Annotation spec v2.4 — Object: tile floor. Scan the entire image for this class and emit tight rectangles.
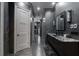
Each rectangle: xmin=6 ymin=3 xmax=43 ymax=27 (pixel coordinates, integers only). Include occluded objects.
xmin=15 ymin=48 xmax=32 ymax=56
xmin=13 ymin=35 xmax=45 ymax=56
xmin=32 ymin=35 xmax=45 ymax=56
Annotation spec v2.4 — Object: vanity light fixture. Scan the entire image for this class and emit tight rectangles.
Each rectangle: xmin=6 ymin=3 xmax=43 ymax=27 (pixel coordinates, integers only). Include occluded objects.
xmin=66 ymin=10 xmax=72 ymax=23
xmin=43 ymin=18 xmax=46 ymax=22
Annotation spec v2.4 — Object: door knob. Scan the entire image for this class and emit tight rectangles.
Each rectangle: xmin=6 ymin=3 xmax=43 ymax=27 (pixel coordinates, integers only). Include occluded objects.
xmin=17 ymin=34 xmax=20 ymax=36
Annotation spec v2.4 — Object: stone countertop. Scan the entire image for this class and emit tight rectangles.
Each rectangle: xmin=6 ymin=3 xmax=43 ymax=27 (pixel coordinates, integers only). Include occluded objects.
xmin=48 ymin=33 xmax=79 ymax=42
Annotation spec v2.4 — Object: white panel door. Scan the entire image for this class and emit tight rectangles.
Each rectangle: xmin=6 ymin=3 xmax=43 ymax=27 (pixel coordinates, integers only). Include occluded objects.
xmin=14 ymin=5 xmax=30 ymax=53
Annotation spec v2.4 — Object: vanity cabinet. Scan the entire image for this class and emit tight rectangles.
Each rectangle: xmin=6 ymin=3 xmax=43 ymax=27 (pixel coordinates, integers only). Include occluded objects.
xmin=64 ymin=42 xmax=79 ymax=56
xmin=45 ymin=33 xmax=79 ymax=56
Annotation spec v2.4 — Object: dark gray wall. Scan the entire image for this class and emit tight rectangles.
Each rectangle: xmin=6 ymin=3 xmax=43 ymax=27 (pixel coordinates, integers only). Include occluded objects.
xmin=42 ymin=10 xmax=55 ymax=45
xmin=55 ymin=2 xmax=79 ymax=39
xmin=45 ymin=11 xmax=54 ymax=33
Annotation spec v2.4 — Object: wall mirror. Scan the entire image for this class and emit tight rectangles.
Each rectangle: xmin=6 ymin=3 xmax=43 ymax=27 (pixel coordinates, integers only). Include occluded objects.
xmin=56 ymin=11 xmax=66 ymax=31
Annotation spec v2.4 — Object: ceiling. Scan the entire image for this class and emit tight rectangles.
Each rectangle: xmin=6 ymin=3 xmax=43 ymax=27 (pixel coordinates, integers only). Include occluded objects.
xmin=31 ymin=2 xmax=54 ymax=17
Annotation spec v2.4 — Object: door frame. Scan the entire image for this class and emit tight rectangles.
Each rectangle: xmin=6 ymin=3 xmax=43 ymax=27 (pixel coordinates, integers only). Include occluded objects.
xmin=0 ymin=2 xmax=4 ymax=56
xmin=14 ymin=4 xmax=17 ymax=54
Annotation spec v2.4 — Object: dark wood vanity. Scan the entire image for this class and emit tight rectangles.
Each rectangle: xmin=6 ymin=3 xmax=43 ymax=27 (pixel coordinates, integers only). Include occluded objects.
xmin=45 ymin=33 xmax=79 ymax=56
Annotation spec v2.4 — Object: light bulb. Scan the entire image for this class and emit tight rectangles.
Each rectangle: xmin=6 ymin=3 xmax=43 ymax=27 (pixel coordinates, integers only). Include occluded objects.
xmin=19 ymin=2 xmax=24 ymax=6
xmin=37 ymin=7 xmax=40 ymax=11
xmin=52 ymin=2 xmax=55 ymax=5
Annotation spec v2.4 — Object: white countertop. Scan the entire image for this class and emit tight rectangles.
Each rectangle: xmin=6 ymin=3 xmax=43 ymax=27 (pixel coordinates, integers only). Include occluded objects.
xmin=48 ymin=33 xmax=79 ymax=42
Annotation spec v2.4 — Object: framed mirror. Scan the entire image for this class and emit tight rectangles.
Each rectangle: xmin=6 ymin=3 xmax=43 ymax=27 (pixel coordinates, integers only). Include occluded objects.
xmin=56 ymin=11 xmax=66 ymax=31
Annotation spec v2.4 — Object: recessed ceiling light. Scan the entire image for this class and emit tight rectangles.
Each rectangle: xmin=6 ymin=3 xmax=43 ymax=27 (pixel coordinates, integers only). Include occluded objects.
xmin=58 ymin=2 xmax=65 ymax=6
xmin=37 ymin=7 xmax=40 ymax=11
xmin=52 ymin=2 xmax=55 ymax=5
xmin=19 ymin=2 xmax=24 ymax=6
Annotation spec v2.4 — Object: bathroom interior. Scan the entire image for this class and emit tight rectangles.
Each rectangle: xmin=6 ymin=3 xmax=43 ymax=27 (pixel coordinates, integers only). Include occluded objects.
xmin=0 ymin=2 xmax=79 ymax=56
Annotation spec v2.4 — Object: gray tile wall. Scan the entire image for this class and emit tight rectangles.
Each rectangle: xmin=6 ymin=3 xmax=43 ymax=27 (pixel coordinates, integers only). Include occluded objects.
xmin=42 ymin=10 xmax=55 ymax=45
